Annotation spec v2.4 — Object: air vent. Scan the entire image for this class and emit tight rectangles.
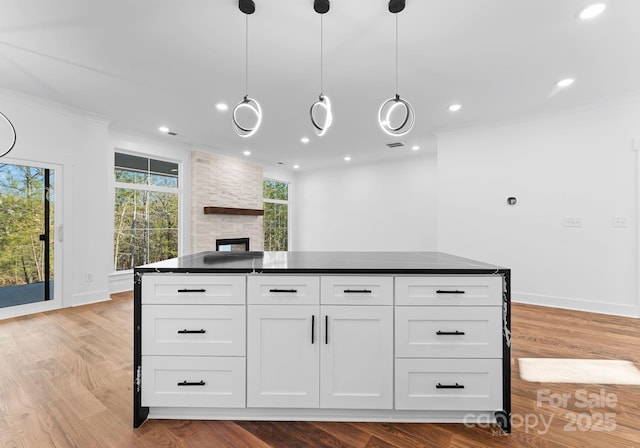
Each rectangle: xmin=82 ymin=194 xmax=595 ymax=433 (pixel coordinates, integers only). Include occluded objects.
xmin=385 ymin=142 xmax=405 ymax=148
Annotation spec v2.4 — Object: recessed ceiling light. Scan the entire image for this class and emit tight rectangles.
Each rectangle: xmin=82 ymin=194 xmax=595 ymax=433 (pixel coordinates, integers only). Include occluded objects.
xmin=579 ymin=3 xmax=606 ymax=20
xmin=158 ymin=126 xmax=170 ymax=133
xmin=412 ymin=145 xmax=420 ymax=151
xmin=293 ymin=165 xmax=300 ymax=169
xmin=344 ymin=156 xmax=351 ymax=162
xmin=557 ymin=78 xmax=575 ymax=88
xmin=215 ymin=103 xmax=229 ymax=111
xmin=448 ymin=104 xmax=462 ymax=112
xmin=243 ymin=150 xmax=251 ymax=156
xmin=301 ymin=137 xmax=310 ymax=144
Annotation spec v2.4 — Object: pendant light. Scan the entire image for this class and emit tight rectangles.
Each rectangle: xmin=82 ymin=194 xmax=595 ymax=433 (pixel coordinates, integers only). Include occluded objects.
xmin=378 ymin=0 xmax=415 ymax=137
xmin=0 ymin=111 xmax=17 ymax=158
xmin=233 ymin=0 xmax=262 ymax=138
xmin=309 ymin=0 xmax=333 ymax=137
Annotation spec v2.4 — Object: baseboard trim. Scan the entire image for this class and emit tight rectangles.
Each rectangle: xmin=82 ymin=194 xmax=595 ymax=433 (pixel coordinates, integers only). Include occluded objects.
xmin=514 ymin=291 xmax=640 ymax=318
xmin=108 ymin=271 xmax=133 ymax=293
xmin=70 ymin=289 xmax=111 ymax=307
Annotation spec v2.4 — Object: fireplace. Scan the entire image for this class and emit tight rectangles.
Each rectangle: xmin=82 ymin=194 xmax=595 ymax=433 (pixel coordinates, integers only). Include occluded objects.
xmin=216 ymin=237 xmax=250 ymax=252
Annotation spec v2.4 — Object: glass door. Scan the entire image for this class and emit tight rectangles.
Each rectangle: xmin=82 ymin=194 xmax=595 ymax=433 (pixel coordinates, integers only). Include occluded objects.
xmin=0 ymin=163 xmax=54 ymax=308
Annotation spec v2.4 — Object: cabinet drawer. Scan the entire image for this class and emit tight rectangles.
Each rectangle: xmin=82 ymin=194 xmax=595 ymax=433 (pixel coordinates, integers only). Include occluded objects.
xmin=395 ymin=358 xmax=502 ymax=411
xmin=142 ymin=305 xmax=245 ymax=356
xmin=395 ymin=307 xmax=502 ymax=358
xmin=142 ymin=274 xmax=245 ymax=305
xmin=321 ymin=276 xmax=393 ymax=305
xmin=395 ymin=276 xmax=502 ymax=306
xmin=142 ymin=356 xmax=245 ymax=408
xmin=248 ymin=276 xmax=319 ymax=305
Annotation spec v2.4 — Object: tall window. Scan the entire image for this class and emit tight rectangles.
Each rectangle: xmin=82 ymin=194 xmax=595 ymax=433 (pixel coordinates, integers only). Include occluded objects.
xmin=114 ymin=153 xmax=179 ymax=271
xmin=263 ymin=179 xmax=289 ymax=251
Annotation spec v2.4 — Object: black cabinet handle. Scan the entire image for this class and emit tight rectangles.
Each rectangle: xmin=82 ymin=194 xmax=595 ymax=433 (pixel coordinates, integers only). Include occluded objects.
xmin=325 ymin=315 xmax=328 ymax=344
xmin=436 ymin=290 xmax=465 ymax=294
xmin=436 ymin=331 xmax=465 ymax=336
xmin=269 ymin=288 xmax=298 ymax=293
xmin=436 ymin=383 xmax=465 ymax=389
xmin=177 ymin=380 xmax=205 ymax=386
xmin=177 ymin=288 xmax=206 ymax=293
xmin=343 ymin=289 xmax=372 ymax=294
xmin=311 ymin=315 xmax=315 ymax=344
xmin=177 ymin=329 xmax=206 ymax=334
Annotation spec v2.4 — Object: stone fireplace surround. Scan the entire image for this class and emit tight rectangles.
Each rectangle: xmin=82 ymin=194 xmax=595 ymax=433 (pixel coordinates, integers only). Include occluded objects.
xmin=191 ymin=151 xmax=264 ymax=253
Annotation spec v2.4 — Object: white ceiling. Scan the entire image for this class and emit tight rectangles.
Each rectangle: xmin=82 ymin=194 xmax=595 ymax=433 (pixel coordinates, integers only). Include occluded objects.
xmin=1 ymin=0 xmax=639 ymax=170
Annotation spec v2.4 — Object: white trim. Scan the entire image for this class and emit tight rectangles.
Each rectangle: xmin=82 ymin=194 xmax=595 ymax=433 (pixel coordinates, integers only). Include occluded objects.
xmin=69 ymin=289 xmax=111 ymax=307
xmin=514 ymin=291 xmax=640 ymax=318
xmin=108 ymin=270 xmax=134 ymax=293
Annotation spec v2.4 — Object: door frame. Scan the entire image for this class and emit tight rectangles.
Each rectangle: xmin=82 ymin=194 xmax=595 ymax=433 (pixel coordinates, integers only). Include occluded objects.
xmin=0 ymin=157 xmax=63 ymax=320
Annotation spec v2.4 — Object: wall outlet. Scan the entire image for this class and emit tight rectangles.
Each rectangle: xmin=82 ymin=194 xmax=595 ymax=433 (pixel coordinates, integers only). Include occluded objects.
xmin=84 ymin=272 xmax=94 ymax=282
xmin=612 ymin=217 xmax=629 ymax=228
xmin=563 ymin=217 xmax=582 ymax=227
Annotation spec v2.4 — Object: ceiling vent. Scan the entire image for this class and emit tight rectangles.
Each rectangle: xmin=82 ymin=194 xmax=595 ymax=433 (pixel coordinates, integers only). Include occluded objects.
xmin=385 ymin=142 xmax=405 ymax=149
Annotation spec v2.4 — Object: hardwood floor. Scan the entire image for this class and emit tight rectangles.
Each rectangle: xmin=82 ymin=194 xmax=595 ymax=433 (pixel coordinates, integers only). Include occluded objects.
xmin=1 ymin=292 xmax=639 ymax=447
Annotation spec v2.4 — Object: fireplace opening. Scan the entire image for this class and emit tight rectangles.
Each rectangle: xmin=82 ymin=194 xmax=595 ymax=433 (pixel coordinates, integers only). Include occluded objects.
xmin=216 ymin=237 xmax=250 ymax=252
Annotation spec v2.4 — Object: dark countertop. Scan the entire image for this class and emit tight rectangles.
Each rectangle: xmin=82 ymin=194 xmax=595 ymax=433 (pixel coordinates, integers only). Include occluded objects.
xmin=134 ymin=251 xmax=508 ymax=275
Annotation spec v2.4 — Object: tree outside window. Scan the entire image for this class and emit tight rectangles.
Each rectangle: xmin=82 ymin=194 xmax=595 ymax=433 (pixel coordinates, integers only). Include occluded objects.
xmin=114 ymin=153 xmax=179 ymax=270
xmin=263 ymin=179 xmax=288 ymax=251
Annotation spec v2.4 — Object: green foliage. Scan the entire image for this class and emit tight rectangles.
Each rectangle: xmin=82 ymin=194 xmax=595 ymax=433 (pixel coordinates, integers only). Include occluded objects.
xmin=0 ymin=164 xmax=54 ymax=287
xmin=263 ymin=180 xmax=288 ymax=251
xmin=264 ymin=179 xmax=288 ymax=201
xmin=113 ymin=188 xmax=178 ymax=270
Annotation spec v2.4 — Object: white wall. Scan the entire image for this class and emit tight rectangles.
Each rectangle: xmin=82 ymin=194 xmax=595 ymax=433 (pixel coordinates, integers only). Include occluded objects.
xmin=293 ymin=153 xmax=438 ymax=251
xmin=437 ymin=97 xmax=640 ymax=317
xmin=0 ymin=90 xmax=111 ymax=317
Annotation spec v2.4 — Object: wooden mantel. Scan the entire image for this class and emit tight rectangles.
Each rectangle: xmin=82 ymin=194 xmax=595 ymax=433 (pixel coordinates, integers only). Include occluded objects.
xmin=203 ymin=206 xmax=264 ymax=216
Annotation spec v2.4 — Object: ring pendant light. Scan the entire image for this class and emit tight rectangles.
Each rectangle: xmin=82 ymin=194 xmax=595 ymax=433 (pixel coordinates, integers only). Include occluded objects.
xmin=310 ymin=1 xmax=333 ymax=137
xmin=233 ymin=1 xmax=262 ymax=138
xmin=378 ymin=1 xmax=415 ymax=137
xmin=0 ymin=111 xmax=17 ymax=158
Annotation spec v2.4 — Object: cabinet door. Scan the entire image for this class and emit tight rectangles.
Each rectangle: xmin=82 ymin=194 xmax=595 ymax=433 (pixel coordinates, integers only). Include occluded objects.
xmin=247 ymin=305 xmax=319 ymax=408
xmin=320 ymin=306 xmax=393 ymax=409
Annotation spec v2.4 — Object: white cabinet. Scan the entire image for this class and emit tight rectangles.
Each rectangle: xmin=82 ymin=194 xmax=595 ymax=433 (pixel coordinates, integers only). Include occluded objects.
xmin=394 ymin=276 xmax=504 ymax=412
xmin=141 ymin=274 xmax=247 ymax=409
xmin=321 ymin=305 xmax=393 ymax=409
xmin=247 ymin=305 xmax=319 ymax=408
xmin=246 ymin=275 xmax=393 ymax=410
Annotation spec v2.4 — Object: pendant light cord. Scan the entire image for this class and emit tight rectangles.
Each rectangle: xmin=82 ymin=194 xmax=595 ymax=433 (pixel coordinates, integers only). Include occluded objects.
xmin=395 ymin=13 xmax=399 ymax=95
xmin=320 ymin=14 xmax=324 ymax=96
xmin=245 ymin=14 xmax=249 ymax=97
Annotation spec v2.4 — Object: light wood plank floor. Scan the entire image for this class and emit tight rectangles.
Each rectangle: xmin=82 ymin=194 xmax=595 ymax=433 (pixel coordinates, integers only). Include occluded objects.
xmin=1 ymin=292 xmax=639 ymax=447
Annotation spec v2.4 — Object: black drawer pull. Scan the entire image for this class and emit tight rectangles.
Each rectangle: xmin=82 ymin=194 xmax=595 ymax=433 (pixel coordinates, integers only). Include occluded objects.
xmin=269 ymin=288 xmax=298 ymax=293
xmin=177 ymin=380 xmax=205 ymax=386
xmin=436 ymin=290 xmax=465 ymax=294
xmin=325 ymin=315 xmax=329 ymax=344
xmin=177 ymin=288 xmax=206 ymax=293
xmin=436 ymin=331 xmax=465 ymax=336
xmin=343 ymin=289 xmax=372 ymax=294
xmin=177 ymin=329 xmax=206 ymax=334
xmin=436 ymin=382 xmax=465 ymax=389
xmin=311 ymin=315 xmax=315 ymax=344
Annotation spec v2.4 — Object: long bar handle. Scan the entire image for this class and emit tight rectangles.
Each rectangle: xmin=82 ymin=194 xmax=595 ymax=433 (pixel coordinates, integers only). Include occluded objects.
xmin=436 ymin=290 xmax=466 ymax=294
xmin=177 ymin=288 xmax=206 ymax=293
xmin=325 ymin=315 xmax=328 ymax=344
xmin=269 ymin=288 xmax=298 ymax=293
xmin=177 ymin=329 xmax=206 ymax=334
xmin=177 ymin=380 xmax=206 ymax=386
xmin=436 ymin=331 xmax=465 ymax=336
xmin=436 ymin=383 xmax=465 ymax=389
xmin=343 ymin=289 xmax=372 ymax=294
xmin=311 ymin=315 xmax=315 ymax=344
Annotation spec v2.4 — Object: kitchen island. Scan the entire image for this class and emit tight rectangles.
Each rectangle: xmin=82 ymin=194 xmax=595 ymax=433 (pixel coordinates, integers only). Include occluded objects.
xmin=133 ymin=251 xmax=511 ymax=432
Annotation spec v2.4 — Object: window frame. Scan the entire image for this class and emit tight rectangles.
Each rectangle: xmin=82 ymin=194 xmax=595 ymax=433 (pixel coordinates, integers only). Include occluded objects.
xmin=263 ymin=178 xmax=291 ymax=251
xmin=113 ymin=150 xmax=182 ymax=272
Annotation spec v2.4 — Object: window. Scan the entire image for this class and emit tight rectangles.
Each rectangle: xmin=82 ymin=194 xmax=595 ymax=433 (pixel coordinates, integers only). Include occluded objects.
xmin=114 ymin=152 xmax=179 ymax=271
xmin=263 ymin=179 xmax=289 ymax=251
